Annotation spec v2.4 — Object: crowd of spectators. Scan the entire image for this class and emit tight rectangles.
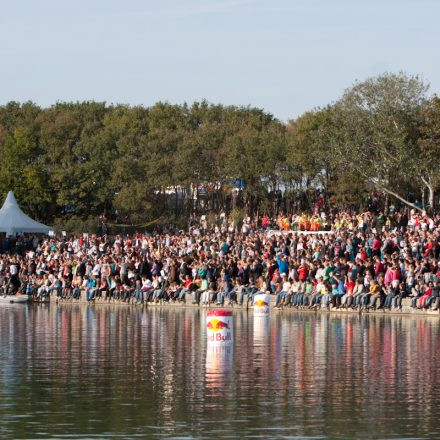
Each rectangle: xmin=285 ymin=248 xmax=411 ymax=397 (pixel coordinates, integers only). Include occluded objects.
xmin=0 ymin=209 xmax=439 ymax=312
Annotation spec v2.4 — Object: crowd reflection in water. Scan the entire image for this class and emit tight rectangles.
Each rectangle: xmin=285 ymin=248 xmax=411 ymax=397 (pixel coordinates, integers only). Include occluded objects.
xmin=1 ymin=306 xmax=440 ymax=437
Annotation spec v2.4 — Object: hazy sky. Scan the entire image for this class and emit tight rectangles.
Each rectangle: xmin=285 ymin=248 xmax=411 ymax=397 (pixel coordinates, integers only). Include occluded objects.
xmin=1 ymin=0 xmax=439 ymax=121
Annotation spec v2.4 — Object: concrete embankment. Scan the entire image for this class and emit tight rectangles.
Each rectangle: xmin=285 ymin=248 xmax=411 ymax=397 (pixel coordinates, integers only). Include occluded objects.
xmin=49 ymin=291 xmax=440 ymax=317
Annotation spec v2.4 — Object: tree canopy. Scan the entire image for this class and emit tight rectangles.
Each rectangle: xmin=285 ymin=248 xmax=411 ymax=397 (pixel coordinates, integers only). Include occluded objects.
xmin=0 ymin=72 xmax=439 ymax=231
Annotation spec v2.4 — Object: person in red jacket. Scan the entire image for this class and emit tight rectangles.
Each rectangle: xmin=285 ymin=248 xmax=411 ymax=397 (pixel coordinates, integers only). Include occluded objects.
xmin=374 ymin=256 xmax=385 ymax=276
xmin=424 ymin=239 xmax=434 ymax=257
xmin=298 ymin=260 xmax=308 ymax=282
xmin=417 ymin=283 xmax=432 ymax=309
xmin=341 ymin=276 xmax=356 ymax=308
xmin=372 ymin=235 xmax=382 ymax=257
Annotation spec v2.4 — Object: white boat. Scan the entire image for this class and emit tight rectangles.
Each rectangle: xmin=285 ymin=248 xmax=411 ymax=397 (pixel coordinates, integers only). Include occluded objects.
xmin=0 ymin=295 xmax=30 ymax=304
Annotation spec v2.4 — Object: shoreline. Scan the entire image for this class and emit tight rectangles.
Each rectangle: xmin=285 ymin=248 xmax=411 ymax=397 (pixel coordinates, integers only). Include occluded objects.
xmin=47 ymin=291 xmax=440 ymax=317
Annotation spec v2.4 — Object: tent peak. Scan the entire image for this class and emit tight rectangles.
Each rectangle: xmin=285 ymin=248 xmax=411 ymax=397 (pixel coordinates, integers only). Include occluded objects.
xmin=0 ymin=190 xmax=51 ymax=236
xmin=4 ymin=191 xmax=18 ymax=206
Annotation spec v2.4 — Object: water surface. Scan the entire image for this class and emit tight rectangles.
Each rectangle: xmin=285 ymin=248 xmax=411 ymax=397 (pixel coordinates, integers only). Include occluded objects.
xmin=1 ymin=305 xmax=439 ymax=439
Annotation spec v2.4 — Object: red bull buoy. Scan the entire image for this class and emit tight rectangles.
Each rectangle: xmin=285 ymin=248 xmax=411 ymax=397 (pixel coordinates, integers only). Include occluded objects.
xmin=253 ymin=292 xmax=270 ymax=315
xmin=206 ymin=309 xmax=233 ymax=345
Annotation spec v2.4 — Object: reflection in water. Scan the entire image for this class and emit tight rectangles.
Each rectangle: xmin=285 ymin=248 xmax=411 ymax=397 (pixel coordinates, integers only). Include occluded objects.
xmin=1 ymin=305 xmax=440 ymax=438
xmin=205 ymin=345 xmax=233 ymax=394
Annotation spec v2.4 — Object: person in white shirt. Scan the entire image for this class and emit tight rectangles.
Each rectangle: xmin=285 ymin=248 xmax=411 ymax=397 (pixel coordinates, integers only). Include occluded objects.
xmin=9 ymin=263 xmax=18 ymax=276
xmin=275 ymin=273 xmax=291 ymax=307
xmin=92 ymin=262 xmax=101 ymax=277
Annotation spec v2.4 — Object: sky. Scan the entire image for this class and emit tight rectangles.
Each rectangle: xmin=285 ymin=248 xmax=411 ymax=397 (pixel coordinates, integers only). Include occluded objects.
xmin=1 ymin=0 xmax=439 ymax=121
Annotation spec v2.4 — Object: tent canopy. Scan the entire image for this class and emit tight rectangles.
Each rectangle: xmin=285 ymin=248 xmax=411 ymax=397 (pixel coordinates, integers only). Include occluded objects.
xmin=0 ymin=191 xmax=51 ymax=236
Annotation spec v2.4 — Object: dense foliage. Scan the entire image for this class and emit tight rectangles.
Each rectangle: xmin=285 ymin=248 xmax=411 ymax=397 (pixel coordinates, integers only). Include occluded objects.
xmin=0 ymin=72 xmax=439 ymax=230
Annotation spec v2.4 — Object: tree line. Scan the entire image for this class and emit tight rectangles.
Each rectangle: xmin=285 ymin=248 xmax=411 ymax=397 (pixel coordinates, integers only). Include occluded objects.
xmin=0 ymin=72 xmax=439 ymax=231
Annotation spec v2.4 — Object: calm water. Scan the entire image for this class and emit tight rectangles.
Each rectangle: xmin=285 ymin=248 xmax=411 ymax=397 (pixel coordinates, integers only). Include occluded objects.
xmin=1 ymin=305 xmax=440 ymax=439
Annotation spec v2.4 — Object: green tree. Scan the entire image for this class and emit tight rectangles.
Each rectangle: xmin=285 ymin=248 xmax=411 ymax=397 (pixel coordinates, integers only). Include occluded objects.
xmin=417 ymin=96 xmax=440 ymax=209
xmin=0 ymin=125 xmax=51 ymax=218
xmin=107 ymin=105 xmax=155 ymax=222
xmin=39 ymin=102 xmax=113 ymax=217
xmin=332 ymin=72 xmax=428 ymax=211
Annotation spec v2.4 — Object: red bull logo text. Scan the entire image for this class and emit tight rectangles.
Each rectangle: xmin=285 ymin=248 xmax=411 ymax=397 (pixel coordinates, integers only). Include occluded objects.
xmin=207 ymin=331 xmax=232 ymax=342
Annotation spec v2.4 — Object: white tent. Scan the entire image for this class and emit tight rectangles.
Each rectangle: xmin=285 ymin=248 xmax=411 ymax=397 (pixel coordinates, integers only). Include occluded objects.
xmin=0 ymin=191 xmax=51 ymax=236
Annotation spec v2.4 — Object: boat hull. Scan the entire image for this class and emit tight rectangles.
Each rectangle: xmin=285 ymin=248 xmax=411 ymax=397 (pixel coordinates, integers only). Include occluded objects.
xmin=0 ymin=295 xmax=30 ymax=304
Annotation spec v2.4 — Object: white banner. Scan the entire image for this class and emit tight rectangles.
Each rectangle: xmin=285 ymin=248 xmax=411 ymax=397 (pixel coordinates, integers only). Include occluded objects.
xmin=266 ymin=229 xmax=334 ymax=237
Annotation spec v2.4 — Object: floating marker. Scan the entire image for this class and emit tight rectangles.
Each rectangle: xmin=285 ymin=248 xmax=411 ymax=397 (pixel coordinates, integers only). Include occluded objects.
xmin=206 ymin=309 xmax=233 ymax=345
xmin=253 ymin=292 xmax=271 ymax=315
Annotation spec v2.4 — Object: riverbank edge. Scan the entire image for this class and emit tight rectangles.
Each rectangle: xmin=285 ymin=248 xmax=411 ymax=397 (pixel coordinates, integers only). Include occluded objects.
xmin=48 ymin=291 xmax=440 ymax=317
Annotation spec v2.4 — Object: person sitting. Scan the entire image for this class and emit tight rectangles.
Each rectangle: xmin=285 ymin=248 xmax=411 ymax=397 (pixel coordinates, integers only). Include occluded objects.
xmin=319 ymin=284 xmax=331 ymax=309
xmin=115 ymin=279 xmax=124 ymax=301
xmin=425 ymin=280 xmax=439 ymax=310
xmin=289 ymin=279 xmax=300 ymax=307
xmin=62 ymin=276 xmax=72 ymax=299
xmin=72 ymin=275 xmax=82 ymax=300
xmin=246 ymin=277 xmax=264 ymax=306
xmin=392 ymin=282 xmax=407 ymax=310
xmin=235 ymin=279 xmax=247 ymax=306
xmin=122 ymin=279 xmax=135 ymax=302
xmin=216 ymin=278 xmax=231 ymax=306
xmin=355 ymin=279 xmax=369 ymax=309
xmin=167 ymin=282 xmax=179 ymax=302
xmin=26 ymin=276 xmax=37 ymax=299
xmin=37 ymin=275 xmax=50 ymax=301
xmin=310 ymin=278 xmax=326 ymax=309
xmin=410 ymin=281 xmax=423 ymax=308
xmin=96 ymin=277 xmax=108 ymax=300
xmin=134 ymin=279 xmax=143 ymax=303
xmin=225 ymin=285 xmax=237 ymax=306
xmin=302 ymin=279 xmax=314 ymax=307
xmin=49 ymin=275 xmax=62 ymax=298
xmin=383 ymin=285 xmax=397 ymax=309
xmin=417 ymin=282 xmax=432 ymax=309
xmin=140 ymin=276 xmax=153 ymax=301
xmin=341 ymin=276 xmax=356 ymax=308
xmin=151 ymin=276 xmax=164 ymax=303
xmin=331 ymin=273 xmax=345 ymax=309
xmin=0 ymin=278 xmax=8 ymax=296
xmin=369 ymin=279 xmax=383 ymax=309
xmin=86 ymin=276 xmax=98 ymax=302
xmin=178 ymin=275 xmax=193 ymax=302
xmin=274 ymin=274 xmax=290 ymax=308
xmin=193 ymin=277 xmax=208 ymax=305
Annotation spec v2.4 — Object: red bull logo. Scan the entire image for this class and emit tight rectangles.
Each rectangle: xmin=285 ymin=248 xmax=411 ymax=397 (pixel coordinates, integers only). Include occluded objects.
xmin=254 ymin=293 xmax=270 ymax=315
xmin=254 ymin=299 xmax=269 ymax=308
xmin=207 ymin=319 xmax=229 ymax=332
